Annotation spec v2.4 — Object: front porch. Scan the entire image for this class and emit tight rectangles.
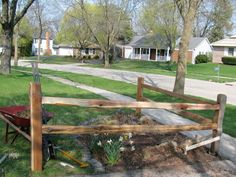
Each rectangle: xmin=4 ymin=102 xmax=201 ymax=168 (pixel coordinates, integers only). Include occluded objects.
xmin=131 ymin=47 xmax=171 ymax=61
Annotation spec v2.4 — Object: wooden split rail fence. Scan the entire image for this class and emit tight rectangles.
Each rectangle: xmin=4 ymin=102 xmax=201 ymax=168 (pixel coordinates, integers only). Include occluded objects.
xmin=29 ymin=77 xmax=226 ymax=171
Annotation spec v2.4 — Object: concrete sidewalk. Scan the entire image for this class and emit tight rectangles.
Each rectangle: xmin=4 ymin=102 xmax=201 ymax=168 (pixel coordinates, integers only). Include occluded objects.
xmin=45 ymin=75 xmax=236 ymax=164
xmin=18 ymin=60 xmax=236 ymax=105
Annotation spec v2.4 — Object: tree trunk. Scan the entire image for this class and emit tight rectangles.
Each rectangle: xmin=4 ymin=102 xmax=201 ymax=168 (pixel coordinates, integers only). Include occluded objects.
xmin=173 ymin=18 xmax=193 ymax=94
xmin=1 ymin=29 xmax=13 ymax=75
xmin=173 ymin=0 xmax=202 ymax=94
xmin=104 ymin=50 xmax=110 ymax=68
xmin=14 ymin=34 xmax=19 ymax=66
xmin=37 ymin=37 xmax=42 ymax=62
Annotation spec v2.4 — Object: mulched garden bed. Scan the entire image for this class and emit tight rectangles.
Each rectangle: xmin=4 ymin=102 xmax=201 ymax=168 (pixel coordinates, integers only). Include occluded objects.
xmin=78 ymin=111 xmax=223 ymax=173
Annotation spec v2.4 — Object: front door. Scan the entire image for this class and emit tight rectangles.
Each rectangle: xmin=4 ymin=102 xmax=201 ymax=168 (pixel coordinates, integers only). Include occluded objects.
xmin=150 ymin=49 xmax=156 ymax=60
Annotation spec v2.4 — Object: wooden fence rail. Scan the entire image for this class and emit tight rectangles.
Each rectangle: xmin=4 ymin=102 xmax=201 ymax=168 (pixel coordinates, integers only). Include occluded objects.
xmin=30 ymin=77 xmax=227 ymax=172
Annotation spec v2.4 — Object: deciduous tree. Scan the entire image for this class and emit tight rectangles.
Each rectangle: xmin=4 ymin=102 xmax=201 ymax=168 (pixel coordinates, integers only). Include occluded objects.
xmin=139 ymin=0 xmax=181 ymax=55
xmin=78 ymin=0 xmax=134 ymax=67
xmin=173 ymin=0 xmax=202 ymax=94
xmin=0 ymin=0 xmax=35 ymax=74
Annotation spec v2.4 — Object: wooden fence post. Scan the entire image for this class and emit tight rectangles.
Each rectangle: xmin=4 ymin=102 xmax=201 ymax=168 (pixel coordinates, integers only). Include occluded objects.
xmin=210 ymin=94 xmax=227 ymax=154
xmin=30 ymin=83 xmax=43 ymax=171
xmin=136 ymin=77 xmax=144 ymax=115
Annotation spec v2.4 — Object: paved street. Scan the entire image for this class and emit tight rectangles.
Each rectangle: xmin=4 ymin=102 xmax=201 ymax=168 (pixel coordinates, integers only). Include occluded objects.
xmin=18 ymin=61 xmax=236 ymax=105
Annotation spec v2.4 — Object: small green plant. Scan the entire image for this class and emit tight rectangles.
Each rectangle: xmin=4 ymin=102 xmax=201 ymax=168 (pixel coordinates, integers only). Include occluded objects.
xmin=89 ymin=133 xmax=135 ymax=166
xmin=103 ymin=139 xmax=122 ymax=166
xmin=195 ymin=54 xmax=209 ymax=64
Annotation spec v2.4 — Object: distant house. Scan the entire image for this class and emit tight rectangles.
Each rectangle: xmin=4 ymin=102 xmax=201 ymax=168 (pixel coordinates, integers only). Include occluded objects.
xmin=211 ymin=35 xmax=236 ymax=63
xmin=172 ymin=37 xmax=212 ymax=64
xmin=123 ymin=35 xmax=212 ymax=64
xmin=123 ymin=35 xmax=171 ymax=62
xmin=32 ymin=32 xmax=101 ymax=57
xmin=53 ymin=44 xmax=74 ymax=56
xmin=32 ymin=32 xmax=53 ymax=56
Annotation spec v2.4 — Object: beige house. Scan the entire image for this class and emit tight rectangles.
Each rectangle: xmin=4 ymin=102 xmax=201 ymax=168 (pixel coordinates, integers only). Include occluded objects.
xmin=211 ymin=35 xmax=236 ymax=63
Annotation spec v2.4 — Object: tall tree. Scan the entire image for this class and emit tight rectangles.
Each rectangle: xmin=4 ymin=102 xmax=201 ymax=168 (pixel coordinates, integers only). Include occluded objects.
xmin=78 ymin=0 xmax=134 ymax=67
xmin=0 ymin=0 xmax=35 ymax=75
xmin=139 ymin=0 xmax=181 ymax=54
xmin=173 ymin=0 xmax=202 ymax=94
xmin=13 ymin=16 xmax=33 ymax=65
xmin=193 ymin=0 xmax=233 ymax=42
xmin=56 ymin=4 xmax=92 ymax=59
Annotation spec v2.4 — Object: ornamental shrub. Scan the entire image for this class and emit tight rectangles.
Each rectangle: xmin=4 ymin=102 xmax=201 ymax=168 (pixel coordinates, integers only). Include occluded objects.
xmin=195 ymin=54 xmax=209 ymax=64
xmin=222 ymin=56 xmax=236 ymax=65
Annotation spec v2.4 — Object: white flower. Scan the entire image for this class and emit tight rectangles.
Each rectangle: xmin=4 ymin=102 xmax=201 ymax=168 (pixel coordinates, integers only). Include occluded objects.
xmin=129 ymin=140 xmax=134 ymax=145
xmin=120 ymin=147 xmax=125 ymax=152
xmin=119 ymin=136 xmax=123 ymax=142
xmin=131 ymin=146 xmax=135 ymax=151
xmin=94 ymin=134 xmax=98 ymax=136
xmin=107 ymin=139 xmax=113 ymax=144
xmin=97 ymin=141 xmax=102 ymax=147
xmin=9 ymin=153 xmax=19 ymax=159
xmin=128 ymin=133 xmax=132 ymax=139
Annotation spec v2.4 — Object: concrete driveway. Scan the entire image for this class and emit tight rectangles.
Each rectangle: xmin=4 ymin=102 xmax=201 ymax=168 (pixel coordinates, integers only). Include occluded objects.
xmin=18 ymin=61 xmax=236 ymax=105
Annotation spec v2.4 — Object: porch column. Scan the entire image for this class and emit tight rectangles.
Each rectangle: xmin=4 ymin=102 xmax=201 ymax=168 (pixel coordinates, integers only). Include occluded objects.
xmin=139 ymin=48 xmax=142 ymax=59
xmin=156 ymin=48 xmax=157 ymax=61
xmin=167 ymin=47 xmax=170 ymax=61
xmin=148 ymin=48 xmax=150 ymax=60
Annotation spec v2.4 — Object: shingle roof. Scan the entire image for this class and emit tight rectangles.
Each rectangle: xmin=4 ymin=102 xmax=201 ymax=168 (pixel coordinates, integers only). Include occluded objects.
xmin=211 ymin=36 xmax=236 ymax=47
xmin=127 ymin=34 xmax=169 ymax=49
xmin=175 ymin=37 xmax=206 ymax=50
xmin=188 ymin=37 xmax=206 ymax=50
xmin=127 ymin=35 xmax=207 ymax=50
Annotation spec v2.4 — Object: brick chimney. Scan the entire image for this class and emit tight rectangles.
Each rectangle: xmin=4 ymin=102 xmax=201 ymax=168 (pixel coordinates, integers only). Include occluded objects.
xmin=45 ymin=31 xmax=52 ymax=55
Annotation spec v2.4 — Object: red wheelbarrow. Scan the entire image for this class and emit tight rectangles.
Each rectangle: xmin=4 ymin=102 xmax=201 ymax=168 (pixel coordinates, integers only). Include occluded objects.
xmin=0 ymin=105 xmax=53 ymax=144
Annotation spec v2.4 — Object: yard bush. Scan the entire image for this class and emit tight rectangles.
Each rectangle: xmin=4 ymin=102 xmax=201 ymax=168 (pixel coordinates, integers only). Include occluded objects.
xmin=222 ymin=56 xmax=236 ymax=65
xmin=195 ymin=54 xmax=209 ymax=64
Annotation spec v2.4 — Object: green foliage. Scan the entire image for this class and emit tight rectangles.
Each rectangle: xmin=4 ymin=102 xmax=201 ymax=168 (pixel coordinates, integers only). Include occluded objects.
xmin=139 ymin=0 xmax=180 ymax=50
xmin=195 ymin=54 xmax=209 ymax=64
xmin=93 ymin=55 xmax=100 ymax=59
xmin=103 ymin=140 xmax=122 ymax=166
xmin=14 ymin=17 xmax=34 ymax=57
xmin=207 ymin=0 xmax=233 ymax=42
xmin=222 ymin=56 xmax=236 ymax=65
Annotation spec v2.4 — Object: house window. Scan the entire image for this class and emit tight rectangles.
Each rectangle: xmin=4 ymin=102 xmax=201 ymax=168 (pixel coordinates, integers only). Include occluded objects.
xmin=89 ymin=48 xmax=95 ymax=54
xmin=142 ymin=48 xmax=149 ymax=55
xmin=85 ymin=48 xmax=89 ymax=55
xmin=134 ymin=48 xmax=140 ymax=54
xmin=228 ymin=48 xmax=234 ymax=56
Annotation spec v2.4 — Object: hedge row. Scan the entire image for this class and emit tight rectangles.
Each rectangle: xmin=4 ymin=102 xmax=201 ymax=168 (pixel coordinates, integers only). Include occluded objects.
xmin=222 ymin=56 xmax=236 ymax=65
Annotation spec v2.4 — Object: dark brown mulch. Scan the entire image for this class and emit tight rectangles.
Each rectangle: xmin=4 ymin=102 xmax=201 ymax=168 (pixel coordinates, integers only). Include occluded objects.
xmin=78 ymin=112 xmax=220 ymax=173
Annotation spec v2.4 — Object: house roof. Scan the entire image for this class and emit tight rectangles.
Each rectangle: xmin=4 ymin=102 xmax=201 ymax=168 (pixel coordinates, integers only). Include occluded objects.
xmin=126 ymin=35 xmax=208 ymax=50
xmin=211 ymin=36 xmax=236 ymax=47
xmin=188 ymin=37 xmax=206 ymax=50
xmin=53 ymin=44 xmax=74 ymax=49
xmin=126 ymin=34 xmax=169 ymax=49
xmin=175 ymin=37 xmax=207 ymax=50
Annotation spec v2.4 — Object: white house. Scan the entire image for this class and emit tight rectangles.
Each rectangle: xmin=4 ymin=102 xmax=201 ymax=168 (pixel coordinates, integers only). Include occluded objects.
xmin=32 ymin=32 xmax=53 ymax=55
xmin=123 ymin=35 xmax=171 ymax=62
xmin=172 ymin=37 xmax=213 ymax=64
xmin=53 ymin=44 xmax=74 ymax=56
xmin=123 ymin=35 xmax=212 ymax=64
xmin=211 ymin=35 xmax=236 ymax=63
xmin=32 ymin=32 xmax=101 ymax=57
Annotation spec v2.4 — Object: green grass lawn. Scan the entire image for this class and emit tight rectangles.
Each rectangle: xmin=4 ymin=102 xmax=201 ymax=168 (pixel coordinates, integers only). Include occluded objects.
xmin=22 ymin=56 xmax=236 ymax=82
xmin=0 ymin=71 xmax=124 ymax=177
xmin=14 ymin=67 xmax=236 ymax=138
xmin=85 ymin=59 xmax=236 ymax=83
xmin=22 ymin=56 xmax=80 ymax=64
